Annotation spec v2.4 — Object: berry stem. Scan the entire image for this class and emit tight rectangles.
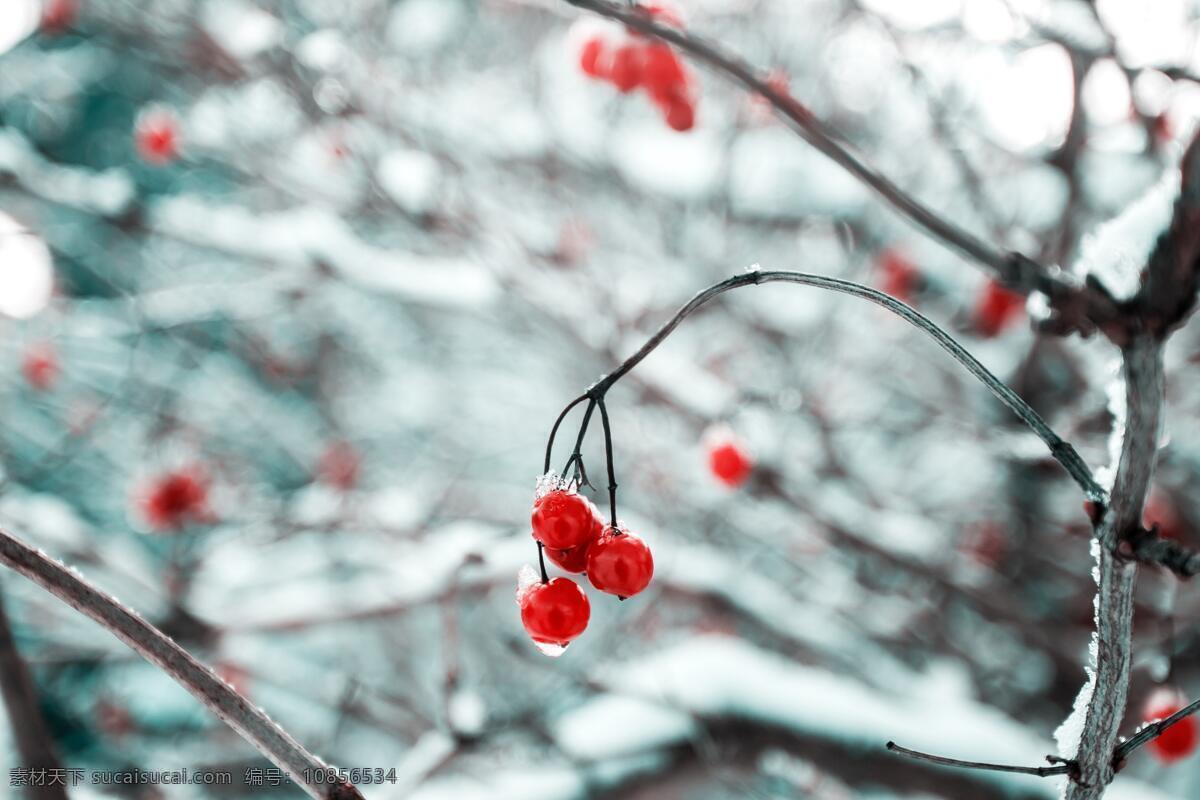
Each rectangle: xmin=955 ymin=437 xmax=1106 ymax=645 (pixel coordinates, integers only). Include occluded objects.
xmin=537 ymin=541 xmax=549 ymax=583
xmin=543 ymin=393 xmax=589 ymax=475
xmin=596 ymin=396 xmax=619 ymax=529
xmin=561 ymin=398 xmax=598 ymax=484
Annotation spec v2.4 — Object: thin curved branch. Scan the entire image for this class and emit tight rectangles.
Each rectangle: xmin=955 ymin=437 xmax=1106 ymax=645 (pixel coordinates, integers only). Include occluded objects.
xmin=886 ymin=741 xmax=1073 ymax=778
xmin=589 ymin=270 xmax=1105 ymax=501
xmin=562 ymin=0 xmax=1120 ymax=335
xmin=0 ymin=528 xmax=364 ymax=800
xmin=1114 ymin=696 xmax=1200 ymax=763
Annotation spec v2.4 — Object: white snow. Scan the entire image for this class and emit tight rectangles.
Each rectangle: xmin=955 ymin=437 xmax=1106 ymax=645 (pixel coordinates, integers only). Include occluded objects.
xmin=203 ymin=0 xmax=282 ymax=60
xmin=0 ymin=210 xmax=54 ymax=319
xmin=553 ymin=695 xmax=694 ymax=761
xmin=1076 ymin=168 xmax=1179 ymax=301
xmin=149 ymin=198 xmax=498 ymax=309
xmin=377 ymin=149 xmax=442 ymax=215
xmin=729 ymin=128 xmax=868 ymax=218
xmin=0 ymin=0 xmax=38 ymax=58
xmin=610 ymin=124 xmax=723 ymax=201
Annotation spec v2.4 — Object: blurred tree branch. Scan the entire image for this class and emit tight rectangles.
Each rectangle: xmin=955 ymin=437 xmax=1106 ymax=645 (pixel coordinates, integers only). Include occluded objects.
xmin=0 ymin=529 xmax=364 ymax=800
xmin=563 ymin=0 xmax=1123 ymax=338
xmin=0 ymin=587 xmax=68 ymax=800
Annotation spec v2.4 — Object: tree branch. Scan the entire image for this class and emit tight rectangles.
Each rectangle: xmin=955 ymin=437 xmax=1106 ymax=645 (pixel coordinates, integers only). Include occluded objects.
xmin=562 ymin=0 xmax=1121 ymax=336
xmin=581 ymin=270 xmax=1104 ymax=501
xmin=1065 ymin=336 xmax=1163 ymax=800
xmin=1114 ymin=695 xmax=1200 ymax=763
xmin=0 ymin=587 xmax=68 ymax=800
xmin=0 ymin=528 xmax=364 ymax=800
xmin=886 ymin=741 xmax=1073 ymax=779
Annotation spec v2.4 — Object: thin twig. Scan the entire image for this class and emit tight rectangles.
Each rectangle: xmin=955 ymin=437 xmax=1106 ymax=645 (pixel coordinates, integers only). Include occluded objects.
xmin=0 ymin=528 xmax=364 ymax=800
xmin=585 ymin=270 xmax=1104 ymax=501
xmin=886 ymin=741 xmax=1073 ymax=778
xmin=0 ymin=587 xmax=69 ymax=800
xmin=1114 ymin=696 xmax=1200 ymax=762
xmin=562 ymin=0 xmax=1120 ymax=335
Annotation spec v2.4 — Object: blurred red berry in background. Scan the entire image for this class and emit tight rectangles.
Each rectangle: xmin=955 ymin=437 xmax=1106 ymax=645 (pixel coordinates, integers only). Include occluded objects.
xmin=1143 ymin=689 xmax=1199 ymax=763
xmin=22 ymin=341 xmax=58 ymax=391
xmin=706 ymin=430 xmax=753 ymax=488
xmin=135 ymin=107 xmax=181 ymax=165
xmin=974 ymin=280 xmax=1024 ymax=337
xmin=317 ymin=440 xmax=361 ymax=491
xmin=138 ymin=468 xmax=211 ymax=532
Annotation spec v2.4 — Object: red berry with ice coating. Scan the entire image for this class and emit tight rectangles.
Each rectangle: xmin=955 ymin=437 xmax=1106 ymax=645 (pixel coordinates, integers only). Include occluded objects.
xmin=22 ymin=342 xmax=58 ymax=391
xmin=974 ymin=280 xmax=1024 ymax=337
xmin=1144 ymin=690 xmax=1198 ymax=763
xmin=519 ymin=577 xmax=590 ymax=647
xmin=135 ymin=108 xmax=181 ymax=166
xmin=532 ymin=488 xmax=597 ymax=550
xmin=708 ymin=437 xmax=753 ymax=488
xmin=586 ymin=529 xmax=654 ymax=598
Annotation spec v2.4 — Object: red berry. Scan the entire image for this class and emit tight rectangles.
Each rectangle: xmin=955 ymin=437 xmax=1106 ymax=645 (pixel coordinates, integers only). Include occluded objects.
xmin=642 ymin=44 xmax=685 ymax=98
xmin=519 ymin=577 xmax=590 ymax=647
xmin=663 ymin=96 xmax=695 ymax=132
xmin=974 ymin=280 xmax=1024 ymax=337
xmin=1144 ymin=489 xmax=1183 ymax=540
xmin=22 ymin=342 xmax=58 ymax=391
xmin=586 ymin=529 xmax=654 ymax=598
xmin=139 ymin=468 xmax=210 ymax=531
xmin=580 ymin=36 xmax=607 ymax=78
xmin=135 ymin=108 xmax=181 ymax=166
xmin=317 ymin=441 xmax=360 ymax=491
xmin=609 ymin=44 xmax=644 ymax=93
xmin=532 ymin=489 xmax=597 ymax=550
xmin=1144 ymin=690 xmax=1198 ymax=763
xmin=708 ymin=437 xmax=753 ymax=488
xmin=878 ymin=248 xmax=920 ymax=303
xmin=41 ymin=0 xmax=77 ymax=33
xmin=545 ymin=540 xmax=591 ymax=573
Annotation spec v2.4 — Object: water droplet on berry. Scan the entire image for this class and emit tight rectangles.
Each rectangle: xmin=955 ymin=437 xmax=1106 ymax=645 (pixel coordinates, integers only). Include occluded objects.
xmin=533 ymin=641 xmax=568 ymax=658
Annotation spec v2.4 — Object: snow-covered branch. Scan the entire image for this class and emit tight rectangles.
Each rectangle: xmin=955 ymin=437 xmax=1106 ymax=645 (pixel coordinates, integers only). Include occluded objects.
xmin=0 ymin=527 xmax=364 ymax=800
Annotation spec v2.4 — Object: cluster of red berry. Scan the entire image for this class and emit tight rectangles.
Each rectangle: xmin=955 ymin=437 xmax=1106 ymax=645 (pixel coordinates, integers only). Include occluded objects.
xmin=573 ymin=3 xmax=698 ymax=132
xmin=517 ymin=482 xmax=653 ymax=654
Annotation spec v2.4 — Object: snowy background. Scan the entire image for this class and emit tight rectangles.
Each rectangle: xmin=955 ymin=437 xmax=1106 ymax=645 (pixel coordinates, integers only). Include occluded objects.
xmin=2 ymin=0 xmax=1200 ymax=797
